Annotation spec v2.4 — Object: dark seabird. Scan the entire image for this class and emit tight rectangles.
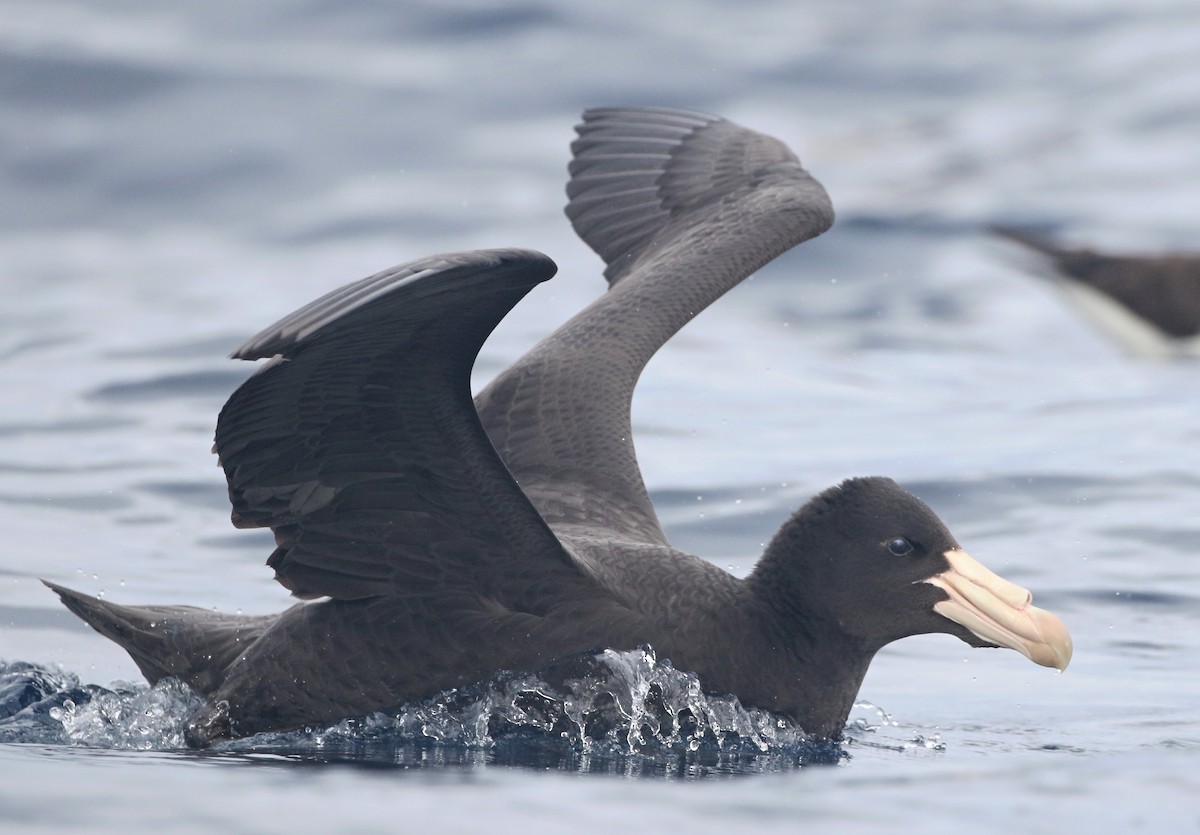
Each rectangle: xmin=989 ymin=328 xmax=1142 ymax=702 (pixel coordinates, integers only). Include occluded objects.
xmin=992 ymin=225 xmax=1200 ymax=357
xmin=48 ymin=107 xmax=1072 ymax=748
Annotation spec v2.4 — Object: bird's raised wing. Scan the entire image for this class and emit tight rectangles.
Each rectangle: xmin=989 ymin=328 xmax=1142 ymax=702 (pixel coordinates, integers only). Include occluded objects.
xmin=476 ymin=107 xmax=834 ymax=546
xmin=216 ymin=249 xmax=596 ymax=607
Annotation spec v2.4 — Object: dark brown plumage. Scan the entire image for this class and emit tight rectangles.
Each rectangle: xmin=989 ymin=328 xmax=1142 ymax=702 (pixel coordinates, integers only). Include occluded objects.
xmin=48 ymin=108 xmax=1071 ymax=748
xmin=992 ymin=225 xmax=1200 ymax=352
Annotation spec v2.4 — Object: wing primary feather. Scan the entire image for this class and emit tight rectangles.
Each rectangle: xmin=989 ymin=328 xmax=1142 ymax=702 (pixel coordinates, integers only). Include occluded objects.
xmin=215 ymin=248 xmax=603 ymax=605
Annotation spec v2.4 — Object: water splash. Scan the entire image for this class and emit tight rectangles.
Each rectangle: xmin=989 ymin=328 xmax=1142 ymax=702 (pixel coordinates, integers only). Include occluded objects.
xmin=419 ymin=652 xmax=780 ymax=739
xmin=843 ymin=699 xmax=947 ymax=753
xmin=1 ymin=652 xmax=849 ymax=772
xmin=0 ymin=660 xmax=202 ymax=748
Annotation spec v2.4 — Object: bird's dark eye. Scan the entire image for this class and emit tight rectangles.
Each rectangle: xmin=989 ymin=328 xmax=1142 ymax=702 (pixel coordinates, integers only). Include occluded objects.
xmin=887 ymin=537 xmax=914 ymax=556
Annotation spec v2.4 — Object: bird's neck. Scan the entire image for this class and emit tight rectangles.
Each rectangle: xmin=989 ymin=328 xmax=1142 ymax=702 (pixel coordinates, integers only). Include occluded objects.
xmin=745 ymin=557 xmax=876 ymax=739
xmin=781 ymin=637 xmax=876 ymax=740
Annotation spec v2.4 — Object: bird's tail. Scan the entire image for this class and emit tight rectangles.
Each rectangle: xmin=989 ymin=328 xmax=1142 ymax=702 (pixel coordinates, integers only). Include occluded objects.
xmin=44 ymin=580 xmax=278 ymax=696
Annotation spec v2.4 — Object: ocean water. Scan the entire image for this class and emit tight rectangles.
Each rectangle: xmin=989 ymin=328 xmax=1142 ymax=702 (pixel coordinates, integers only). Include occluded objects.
xmin=3 ymin=1 xmax=1199 ymax=832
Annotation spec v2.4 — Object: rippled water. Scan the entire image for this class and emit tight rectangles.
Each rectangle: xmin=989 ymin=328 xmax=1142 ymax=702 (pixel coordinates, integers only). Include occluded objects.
xmin=3 ymin=1 xmax=1200 ymax=832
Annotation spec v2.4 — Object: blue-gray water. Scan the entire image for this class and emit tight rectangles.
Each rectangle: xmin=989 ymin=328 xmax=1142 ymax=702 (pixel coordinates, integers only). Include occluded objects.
xmin=2 ymin=1 xmax=1199 ymax=832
